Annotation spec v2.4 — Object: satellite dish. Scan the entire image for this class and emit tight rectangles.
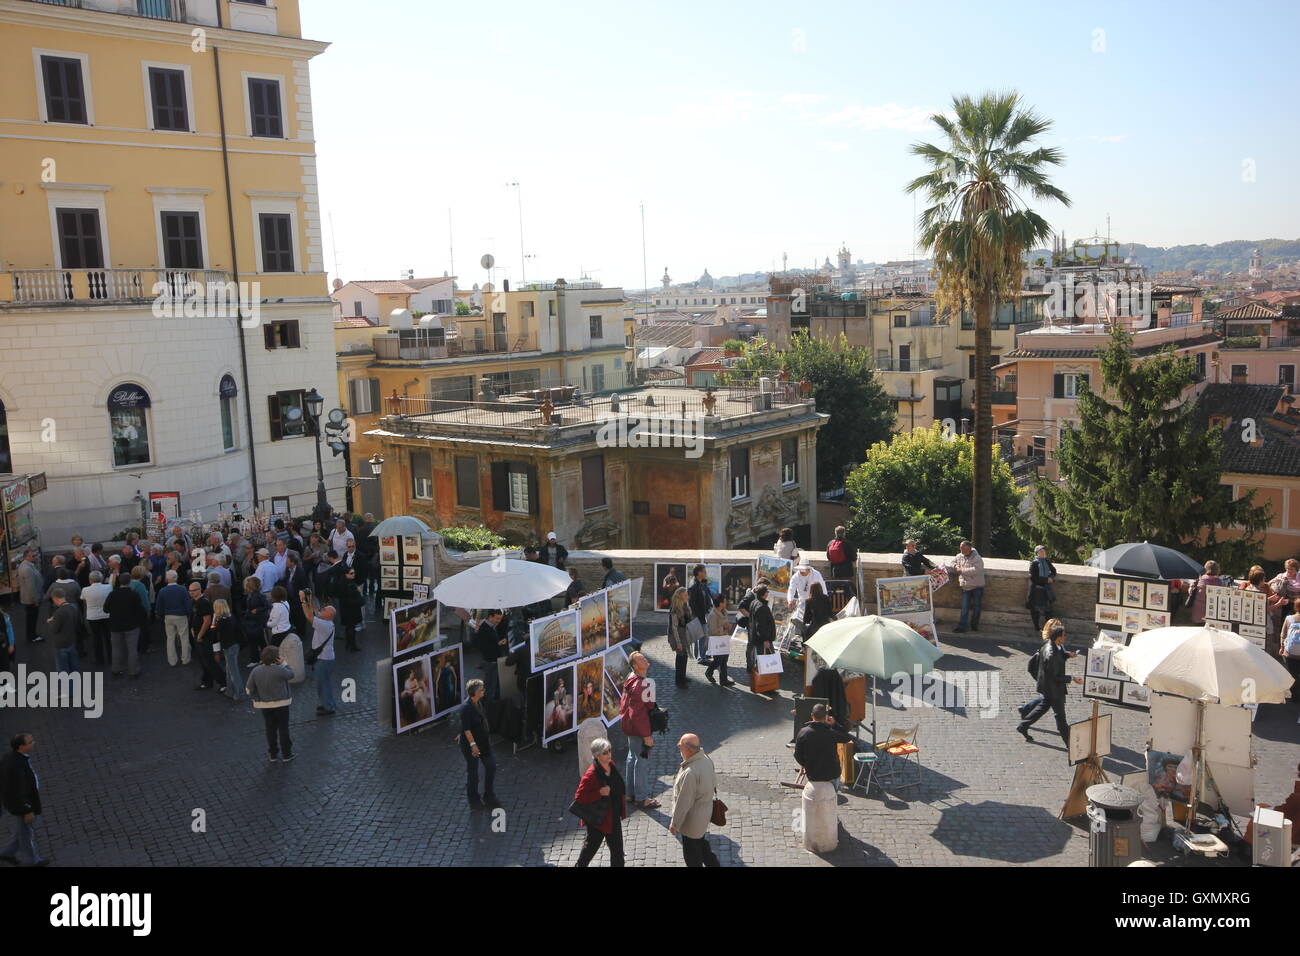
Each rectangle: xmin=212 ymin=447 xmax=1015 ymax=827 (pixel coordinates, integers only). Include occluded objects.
xmin=481 ymin=253 xmax=495 ymax=270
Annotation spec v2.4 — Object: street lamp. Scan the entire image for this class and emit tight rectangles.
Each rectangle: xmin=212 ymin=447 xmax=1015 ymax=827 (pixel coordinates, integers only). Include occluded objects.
xmin=369 ymin=454 xmax=385 ymax=476
xmin=303 ymin=387 xmax=330 ymax=522
xmin=346 ymin=455 xmax=385 ymax=489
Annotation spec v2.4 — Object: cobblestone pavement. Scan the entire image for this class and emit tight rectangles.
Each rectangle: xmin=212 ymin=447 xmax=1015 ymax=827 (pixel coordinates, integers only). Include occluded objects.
xmin=4 ymin=609 xmax=1297 ymax=867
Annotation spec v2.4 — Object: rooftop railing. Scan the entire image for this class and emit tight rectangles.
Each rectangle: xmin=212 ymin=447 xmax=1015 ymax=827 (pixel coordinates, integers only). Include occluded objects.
xmin=3 ymin=267 xmax=232 ymax=305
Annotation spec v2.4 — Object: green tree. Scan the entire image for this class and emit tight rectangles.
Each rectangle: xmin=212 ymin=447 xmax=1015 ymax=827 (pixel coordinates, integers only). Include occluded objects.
xmin=845 ymin=424 xmax=1027 ymax=556
xmin=727 ymin=333 xmax=895 ymax=491
xmin=454 ymin=300 xmax=472 ymax=316
xmin=1027 ymin=325 xmax=1272 ymax=567
xmin=907 ymin=91 xmax=1070 ymax=555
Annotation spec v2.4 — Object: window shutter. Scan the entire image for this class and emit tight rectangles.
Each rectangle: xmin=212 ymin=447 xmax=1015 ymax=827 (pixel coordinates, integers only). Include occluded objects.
xmin=491 ymin=462 xmax=509 ymax=511
xmin=348 ymin=378 xmax=360 ymax=413
xmin=264 ymin=324 xmax=276 ymax=349
xmin=287 ymin=320 xmax=300 ymax=348
xmin=368 ymin=378 xmax=381 ymax=412
xmin=1053 ymin=374 xmax=1064 ymax=399
xmin=527 ymin=465 xmax=540 ymax=516
xmin=268 ymin=394 xmax=283 ymax=441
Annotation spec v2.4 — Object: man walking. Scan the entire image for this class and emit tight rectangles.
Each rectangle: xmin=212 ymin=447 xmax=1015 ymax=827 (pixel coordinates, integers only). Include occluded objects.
xmin=688 ymin=564 xmax=713 ymax=665
xmin=156 ymin=569 xmax=193 ymax=666
xmin=669 ymin=733 xmax=720 ymax=867
xmin=1016 ymin=622 xmax=1081 ymax=744
xmin=949 ymin=540 xmax=986 ymax=633
xmin=0 ymin=733 xmax=47 ymax=867
xmin=16 ymin=550 xmax=43 ymax=645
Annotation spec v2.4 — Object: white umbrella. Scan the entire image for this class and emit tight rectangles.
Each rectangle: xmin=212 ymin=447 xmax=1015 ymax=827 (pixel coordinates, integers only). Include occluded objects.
xmin=1112 ymin=625 xmax=1293 ymax=706
xmin=368 ymin=515 xmax=436 ymax=538
xmin=433 ymin=558 xmax=569 ymax=610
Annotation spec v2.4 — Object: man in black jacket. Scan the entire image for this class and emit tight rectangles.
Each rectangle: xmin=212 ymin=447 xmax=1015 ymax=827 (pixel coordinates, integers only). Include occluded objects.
xmin=901 ymin=538 xmax=935 ymax=577
xmin=539 ymin=532 xmax=568 ymax=570
xmin=825 ymin=527 xmax=858 ymax=580
xmin=795 ymin=704 xmax=857 ymax=788
xmin=0 ymin=733 xmax=47 ymax=866
xmin=688 ymin=565 xmax=712 ymax=664
xmin=1016 ymin=623 xmax=1080 ymax=743
xmin=473 ymin=610 xmax=507 ymax=701
xmin=747 ymin=585 xmax=776 ymax=673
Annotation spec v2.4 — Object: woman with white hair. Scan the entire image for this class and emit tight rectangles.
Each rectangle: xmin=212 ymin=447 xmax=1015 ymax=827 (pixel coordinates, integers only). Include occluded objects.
xmin=571 ymin=737 xmax=627 ymax=867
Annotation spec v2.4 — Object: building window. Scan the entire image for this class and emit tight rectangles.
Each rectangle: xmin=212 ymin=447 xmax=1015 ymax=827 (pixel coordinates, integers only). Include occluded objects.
xmin=348 ymin=377 xmax=380 ymax=415
xmin=730 ymin=447 xmax=750 ymax=501
xmin=353 ymin=301 xmax=362 ymax=317
xmin=108 ymin=383 xmax=151 ymax=467
xmin=259 ymin=213 xmax=293 ymax=272
xmin=431 ymin=375 xmax=474 ymax=401
xmin=219 ymin=374 xmax=238 ymax=451
xmin=41 ymin=54 xmax=87 ymax=125
xmin=668 ymin=504 xmax=687 ymax=519
xmin=589 ymin=315 xmax=603 ymax=339
xmin=55 ymin=208 xmax=104 ymax=271
xmin=247 ymin=77 xmax=283 ymax=137
xmin=1053 ymin=373 xmax=1089 ymax=399
xmin=148 ymin=66 xmax=188 ymax=131
xmin=591 ymin=363 xmax=605 ymax=392
xmin=491 ymin=461 xmax=538 ymax=515
xmin=263 ymin=320 xmax=301 ymax=349
xmin=633 ymin=500 xmax=650 ymax=515
xmin=411 ymin=451 xmax=433 ymax=501
xmin=160 ymin=211 xmax=202 ymax=269
xmin=455 ymin=455 xmax=479 ymax=509
xmin=1195 ymin=352 xmax=1207 ymax=381
xmin=1280 ymin=365 xmax=1295 ymax=393
xmin=267 ymin=389 xmax=306 ymax=441
xmin=1230 ymin=364 xmax=1248 ymax=381
xmin=581 ymin=454 xmax=606 ymax=510
xmin=781 ymin=437 xmax=798 ymax=486
xmin=893 ymin=314 xmax=906 ymax=328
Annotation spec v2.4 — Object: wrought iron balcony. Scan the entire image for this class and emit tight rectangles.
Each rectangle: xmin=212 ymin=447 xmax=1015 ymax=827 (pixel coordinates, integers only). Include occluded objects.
xmin=2 ymin=268 xmax=232 ymax=306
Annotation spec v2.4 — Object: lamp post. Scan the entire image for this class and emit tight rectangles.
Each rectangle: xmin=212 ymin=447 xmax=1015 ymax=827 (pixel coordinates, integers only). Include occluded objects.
xmin=304 ymin=387 xmax=330 ymax=522
xmin=345 ymin=455 xmax=385 ymax=489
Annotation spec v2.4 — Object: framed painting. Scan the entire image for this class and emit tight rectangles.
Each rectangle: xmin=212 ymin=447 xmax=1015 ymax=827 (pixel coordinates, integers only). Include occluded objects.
xmin=1143 ymin=582 xmax=1168 ymax=612
xmin=1083 ymin=676 xmax=1122 ymax=702
xmin=1095 ymin=604 xmax=1122 ymax=627
xmin=1097 ymin=577 xmax=1121 ymax=606
xmin=1121 ymin=580 xmax=1145 ymax=609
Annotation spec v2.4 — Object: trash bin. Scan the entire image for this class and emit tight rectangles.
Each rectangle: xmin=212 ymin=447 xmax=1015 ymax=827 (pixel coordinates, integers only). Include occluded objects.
xmin=1086 ymin=783 xmax=1144 ymax=867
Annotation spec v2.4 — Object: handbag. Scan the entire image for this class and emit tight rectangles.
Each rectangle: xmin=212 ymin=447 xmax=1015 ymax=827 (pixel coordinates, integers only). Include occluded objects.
xmin=711 ymin=795 xmax=728 ymax=827
xmin=756 ymin=652 xmax=783 ymax=676
xmin=568 ymin=796 xmax=610 ymax=828
xmin=304 ymin=626 xmax=334 ymax=665
xmin=686 ymin=617 xmax=705 ymax=642
xmin=648 ymin=702 xmax=670 ymax=734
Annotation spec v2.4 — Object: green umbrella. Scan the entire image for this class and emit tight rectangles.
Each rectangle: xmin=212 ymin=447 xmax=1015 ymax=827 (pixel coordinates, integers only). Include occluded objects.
xmin=805 ymin=615 xmax=943 ymax=744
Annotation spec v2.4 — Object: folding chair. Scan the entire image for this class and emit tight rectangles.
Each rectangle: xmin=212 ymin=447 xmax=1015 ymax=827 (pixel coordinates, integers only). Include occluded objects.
xmin=875 ymin=725 xmax=921 ymax=793
xmin=850 ymin=750 xmax=882 ymax=796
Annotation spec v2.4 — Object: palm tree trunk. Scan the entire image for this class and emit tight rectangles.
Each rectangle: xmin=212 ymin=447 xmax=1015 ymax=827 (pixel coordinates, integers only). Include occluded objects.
xmin=972 ymin=295 xmax=993 ymax=554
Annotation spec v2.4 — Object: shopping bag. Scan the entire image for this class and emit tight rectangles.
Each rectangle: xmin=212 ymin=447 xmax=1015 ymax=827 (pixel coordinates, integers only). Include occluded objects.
xmin=686 ymin=617 xmax=705 ymax=642
xmin=756 ymin=653 xmax=784 ymax=676
xmin=707 ymin=634 xmax=731 ymax=657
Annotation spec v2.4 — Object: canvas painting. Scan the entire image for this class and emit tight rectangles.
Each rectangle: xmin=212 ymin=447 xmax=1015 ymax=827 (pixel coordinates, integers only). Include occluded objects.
xmin=703 ymin=564 xmax=722 ymax=597
xmin=876 ymin=576 xmax=933 ymax=615
xmin=720 ymin=564 xmax=755 ymax=607
xmin=655 ymin=562 xmax=687 ymax=611
xmin=1121 ymin=608 xmax=1142 ymax=633
xmin=530 ymin=609 xmax=579 ymax=671
xmin=1098 ymin=628 xmax=1130 ymax=647
xmin=1122 ymin=580 xmax=1145 ymax=608
xmin=393 ymin=656 xmax=434 ymax=734
xmin=380 ymin=574 xmax=400 ymax=592
xmin=604 ymin=642 xmax=632 ymax=690
xmin=1205 ymin=619 xmax=1231 ymax=631
xmin=430 ymin=644 xmax=463 ymax=718
xmin=575 ymin=655 xmax=605 ymax=724
xmin=402 ymin=544 xmax=422 ymax=566
xmin=1083 ymin=676 xmax=1122 ymax=702
xmin=893 ymin=611 xmax=939 ymax=647
xmin=1086 ymin=647 xmax=1113 ymax=679
xmin=1142 ymin=609 xmax=1169 ymax=631
xmin=541 ymin=662 xmax=576 ymax=745
xmin=382 ymin=597 xmax=406 ymax=621
xmin=1121 ymin=681 xmax=1152 ymax=708
xmin=769 ymin=592 xmax=792 ymax=635
xmin=606 ymin=581 xmax=632 ymax=644
xmin=379 ymin=542 xmax=399 ymax=564
xmin=601 ymin=672 xmax=622 ymax=725
xmin=1148 ymin=750 xmax=1190 ymax=802
xmin=1097 ymin=577 xmax=1121 ymax=606
xmin=756 ymin=554 xmax=793 ymax=592
xmin=391 ymin=597 xmax=439 ymax=657
xmin=579 ymin=591 xmax=608 ymax=657
xmin=1067 ymin=712 xmax=1113 ymax=764
xmin=1144 ymin=582 xmax=1168 ymax=611
xmin=1095 ymin=605 xmax=1121 ymax=627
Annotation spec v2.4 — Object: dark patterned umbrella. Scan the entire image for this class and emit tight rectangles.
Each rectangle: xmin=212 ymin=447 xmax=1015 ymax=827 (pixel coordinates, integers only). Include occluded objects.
xmin=1085 ymin=542 xmax=1204 ymax=581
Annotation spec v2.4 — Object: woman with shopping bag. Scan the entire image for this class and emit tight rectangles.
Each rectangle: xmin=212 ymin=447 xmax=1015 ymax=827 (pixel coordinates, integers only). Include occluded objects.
xmin=704 ymin=593 xmax=735 ymax=687
xmin=746 ymin=585 xmax=780 ymax=690
xmin=666 ymin=586 xmax=692 ymax=688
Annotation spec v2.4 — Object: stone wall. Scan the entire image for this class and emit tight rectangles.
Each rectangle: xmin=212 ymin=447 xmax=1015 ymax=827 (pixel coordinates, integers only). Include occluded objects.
xmin=435 ymin=545 xmax=1101 ymax=643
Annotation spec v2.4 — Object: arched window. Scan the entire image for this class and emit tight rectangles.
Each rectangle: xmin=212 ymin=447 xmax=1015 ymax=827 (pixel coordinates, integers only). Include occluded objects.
xmin=107 ymin=383 xmax=151 ymax=467
xmin=219 ymin=374 xmax=238 ymax=451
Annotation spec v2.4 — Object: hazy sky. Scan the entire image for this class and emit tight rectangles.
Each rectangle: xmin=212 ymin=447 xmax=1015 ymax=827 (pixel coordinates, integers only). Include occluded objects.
xmin=302 ymin=0 xmax=1300 ymax=290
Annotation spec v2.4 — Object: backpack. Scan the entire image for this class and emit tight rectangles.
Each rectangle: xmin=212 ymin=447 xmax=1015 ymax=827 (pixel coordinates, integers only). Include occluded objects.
xmin=1286 ymin=621 xmax=1300 ymax=657
xmin=1027 ymin=647 xmax=1041 ymax=679
xmin=827 ymin=539 xmax=847 ymax=564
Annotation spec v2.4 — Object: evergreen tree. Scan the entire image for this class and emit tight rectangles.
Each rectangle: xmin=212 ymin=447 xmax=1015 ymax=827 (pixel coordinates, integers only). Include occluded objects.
xmin=1028 ymin=325 xmax=1271 ymax=567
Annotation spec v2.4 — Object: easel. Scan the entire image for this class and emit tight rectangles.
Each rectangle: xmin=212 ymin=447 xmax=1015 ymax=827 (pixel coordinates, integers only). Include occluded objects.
xmin=1060 ymin=700 xmax=1110 ymax=819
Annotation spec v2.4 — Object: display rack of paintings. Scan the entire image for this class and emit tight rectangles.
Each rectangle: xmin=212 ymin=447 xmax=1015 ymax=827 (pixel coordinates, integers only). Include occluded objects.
xmin=875 ymin=575 xmax=939 ymax=647
xmin=1091 ymin=573 xmax=1171 ymax=708
xmin=1203 ymin=583 xmax=1268 ymax=649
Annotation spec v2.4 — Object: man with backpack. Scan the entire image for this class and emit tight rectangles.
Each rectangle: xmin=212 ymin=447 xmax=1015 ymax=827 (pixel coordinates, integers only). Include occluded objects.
xmin=1016 ymin=620 xmax=1080 ymax=743
xmin=825 ymin=526 xmax=857 ymax=580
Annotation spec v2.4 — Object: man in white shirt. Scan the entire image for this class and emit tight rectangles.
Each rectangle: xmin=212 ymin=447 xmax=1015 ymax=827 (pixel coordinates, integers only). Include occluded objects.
xmin=267 ymin=587 xmax=292 ymax=645
xmin=205 ymin=553 xmax=232 ymax=590
xmin=254 ymin=550 xmax=280 ymax=595
xmin=82 ymin=570 xmax=113 ymax=667
xmin=272 ymin=539 xmax=290 ymax=582
xmin=786 ymin=556 xmax=827 ymax=613
xmin=303 ymin=597 xmax=337 ymax=716
xmin=948 ymin=540 xmax=986 ymax=632
xmin=328 ymin=519 xmax=355 ymax=560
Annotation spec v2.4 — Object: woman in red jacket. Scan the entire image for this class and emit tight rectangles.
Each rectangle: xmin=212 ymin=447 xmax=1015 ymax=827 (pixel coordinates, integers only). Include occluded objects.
xmin=573 ymin=737 xmax=627 ymax=866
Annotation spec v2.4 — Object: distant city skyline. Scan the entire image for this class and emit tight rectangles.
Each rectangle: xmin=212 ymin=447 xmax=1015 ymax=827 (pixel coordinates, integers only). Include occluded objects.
xmin=303 ymin=0 xmax=1300 ymax=291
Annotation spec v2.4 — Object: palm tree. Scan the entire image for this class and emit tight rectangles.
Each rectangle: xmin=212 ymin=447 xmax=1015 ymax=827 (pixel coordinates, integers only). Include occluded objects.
xmin=906 ymin=91 xmax=1069 ymax=555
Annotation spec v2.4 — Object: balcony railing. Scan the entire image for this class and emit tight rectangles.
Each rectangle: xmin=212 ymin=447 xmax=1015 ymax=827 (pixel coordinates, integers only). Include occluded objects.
xmin=4 ymin=268 xmax=233 ymax=306
xmin=372 ymin=331 xmax=538 ymax=361
xmin=990 ymin=390 xmax=1017 ymax=406
xmin=27 ymin=0 xmax=189 ymax=18
xmin=874 ymin=356 xmax=945 ymax=372
xmin=1268 ymin=337 xmax=1300 ymax=349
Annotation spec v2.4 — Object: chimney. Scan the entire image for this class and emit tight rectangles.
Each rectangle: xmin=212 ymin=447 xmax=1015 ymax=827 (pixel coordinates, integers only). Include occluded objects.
xmin=503 ymin=278 xmax=510 ymax=293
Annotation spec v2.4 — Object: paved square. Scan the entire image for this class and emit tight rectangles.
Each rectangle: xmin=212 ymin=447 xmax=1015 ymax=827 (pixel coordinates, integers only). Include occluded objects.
xmin=5 ymin=612 xmax=1297 ymax=866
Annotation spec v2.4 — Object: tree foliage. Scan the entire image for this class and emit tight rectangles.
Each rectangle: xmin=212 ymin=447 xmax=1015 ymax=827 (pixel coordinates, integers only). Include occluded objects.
xmin=727 ymin=333 xmax=895 ymax=492
xmin=1027 ymin=325 xmax=1272 ymax=567
xmin=438 ymin=525 xmax=507 ymax=552
xmin=845 ymin=424 xmax=1027 ymax=556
